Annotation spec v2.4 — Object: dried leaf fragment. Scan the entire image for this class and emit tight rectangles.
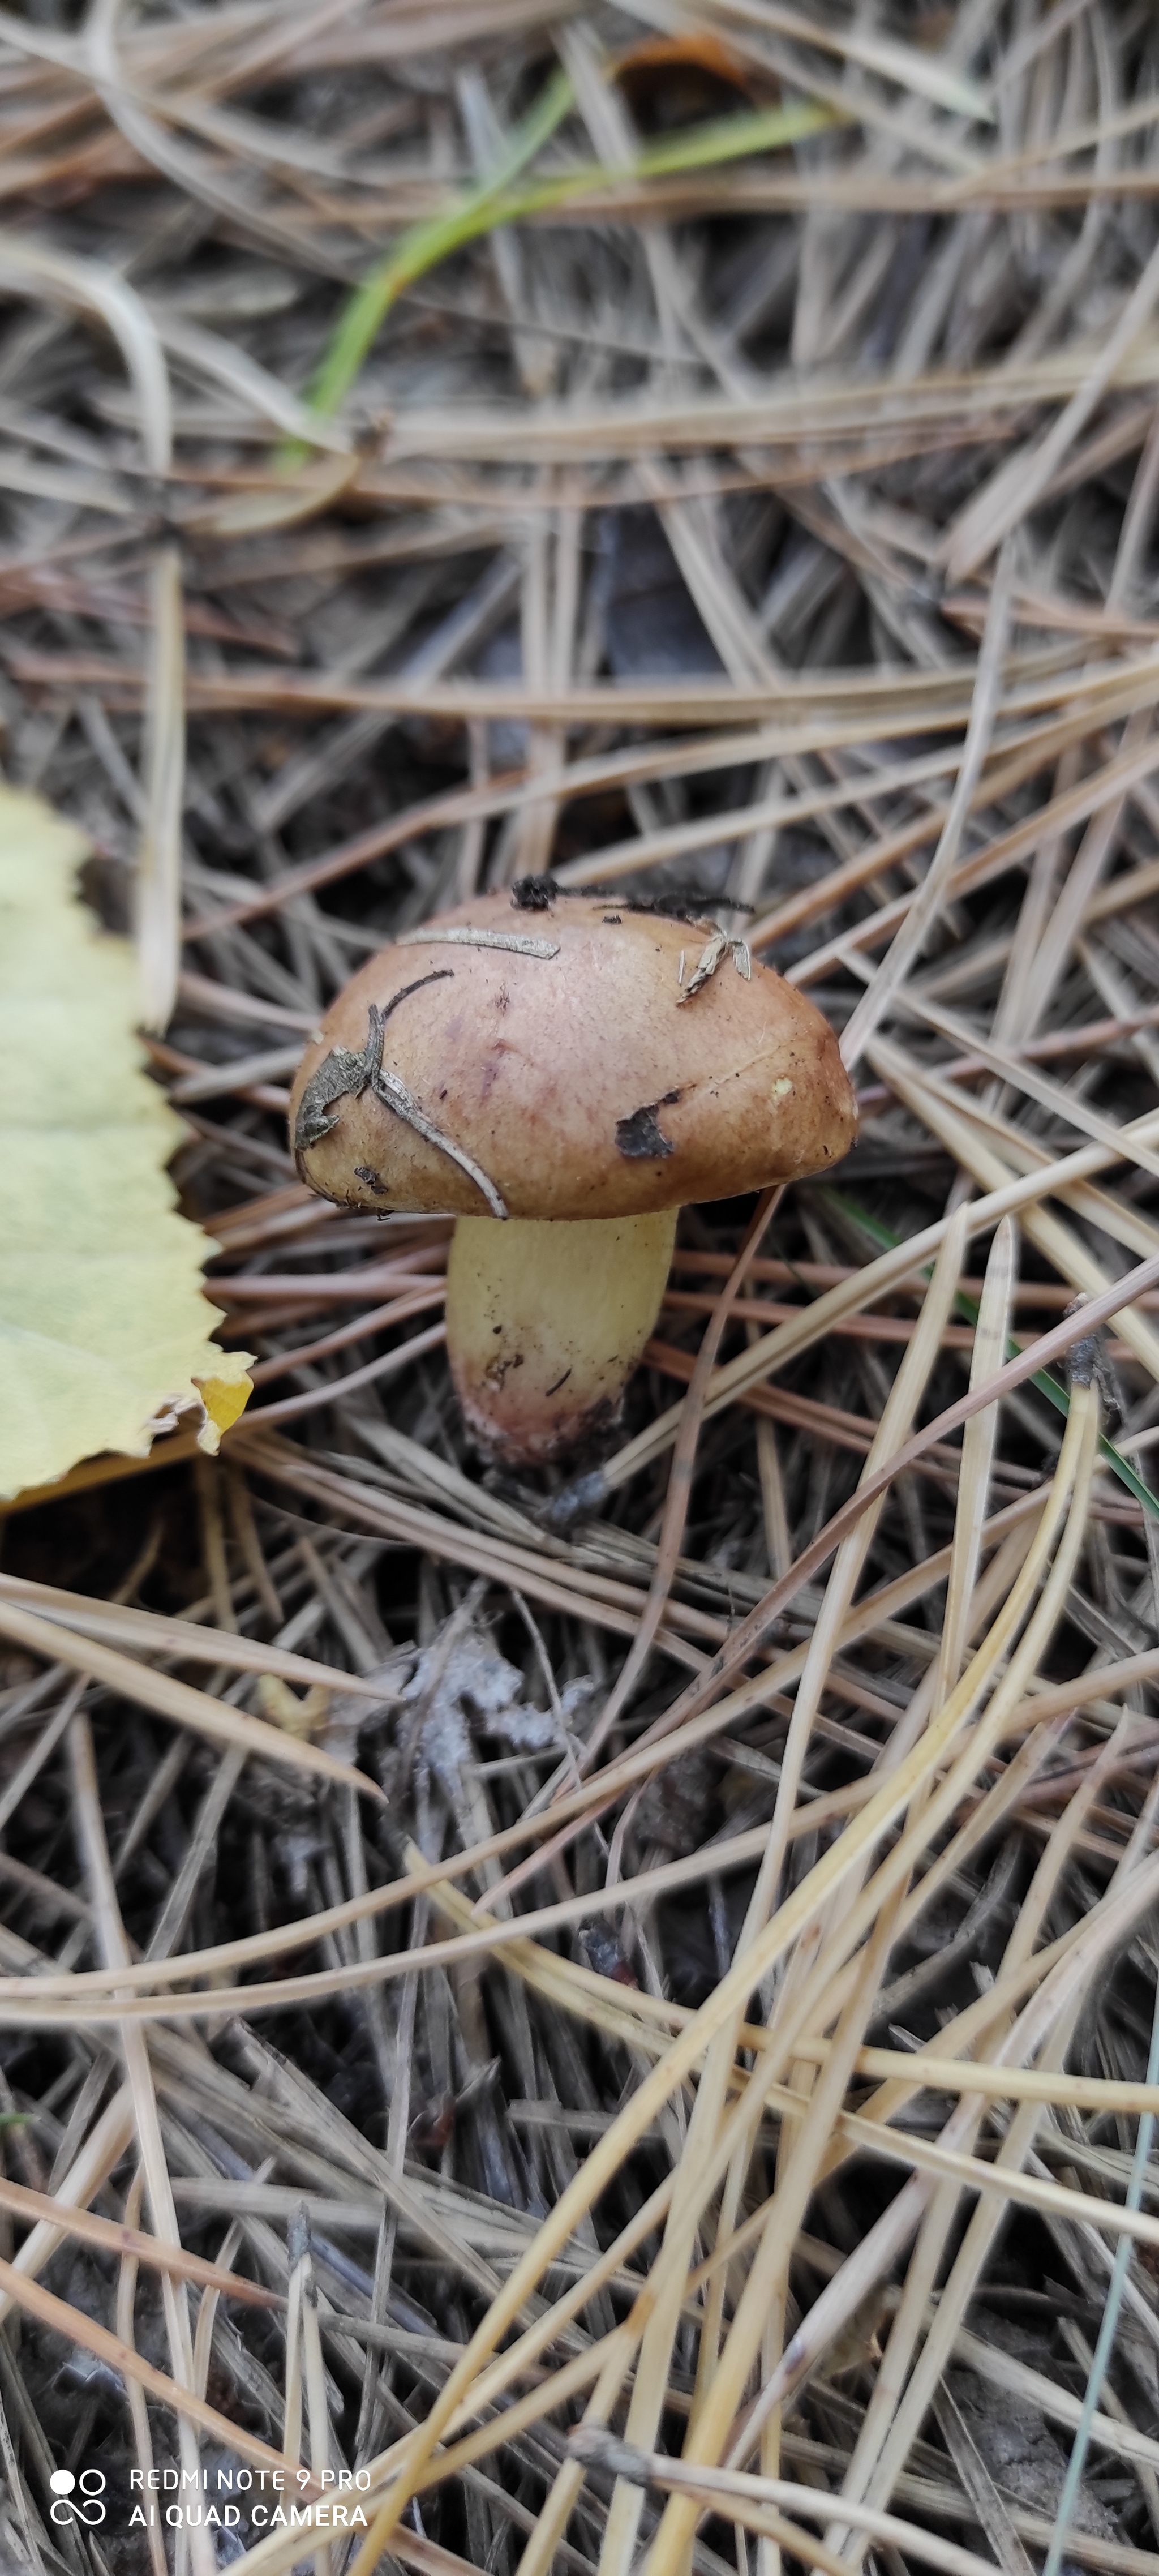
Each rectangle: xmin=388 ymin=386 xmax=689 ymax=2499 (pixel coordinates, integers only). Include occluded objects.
xmin=255 ymin=1675 xmax=330 ymax=1738
xmin=0 ymin=781 xmax=253 ymax=1499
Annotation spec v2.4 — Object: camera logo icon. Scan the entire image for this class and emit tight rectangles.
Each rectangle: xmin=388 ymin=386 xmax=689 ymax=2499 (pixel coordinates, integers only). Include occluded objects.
xmin=49 ymin=2470 xmax=108 ymax=2528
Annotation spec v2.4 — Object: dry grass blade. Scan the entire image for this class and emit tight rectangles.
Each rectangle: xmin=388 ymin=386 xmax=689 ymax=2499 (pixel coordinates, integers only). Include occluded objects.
xmin=117 ymin=2165 xmax=168 ymax=2576
xmin=569 ymin=2433 xmax=1030 ymax=2576
xmin=0 ymin=2171 xmax=282 ymax=2308
xmin=840 ymin=541 xmax=1017 ymax=1072
xmin=560 ymin=1186 xmax=783 ymax=1786
xmin=136 ymin=538 xmax=185 ymax=1031
xmin=589 ymin=1128 xmax=1159 ymax=1496
xmin=0 ymin=2249 xmax=325 ymax=2495
xmin=337 ymin=1404 xmax=1095 ymax=2574
xmin=0 ymin=1598 xmax=384 ymax=1793
xmin=0 ymin=1569 xmax=399 ymax=1695
xmin=636 ymin=1392 xmax=1100 ymax=2576
xmin=0 ymin=225 xmax=183 ymax=1027
xmin=68 ymin=1704 xmax=216 ymax=2573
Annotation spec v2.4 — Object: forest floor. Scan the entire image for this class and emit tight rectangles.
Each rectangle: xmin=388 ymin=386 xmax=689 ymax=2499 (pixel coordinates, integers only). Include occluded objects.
xmin=3 ymin=6 xmax=1159 ymax=2576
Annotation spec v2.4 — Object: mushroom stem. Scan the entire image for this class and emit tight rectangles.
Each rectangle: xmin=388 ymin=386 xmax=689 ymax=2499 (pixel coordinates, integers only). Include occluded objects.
xmin=445 ymin=1211 xmax=678 ymax=1467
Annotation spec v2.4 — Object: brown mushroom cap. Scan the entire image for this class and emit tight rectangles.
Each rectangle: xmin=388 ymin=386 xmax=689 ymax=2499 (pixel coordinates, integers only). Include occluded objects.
xmin=289 ymin=889 xmax=857 ymax=1220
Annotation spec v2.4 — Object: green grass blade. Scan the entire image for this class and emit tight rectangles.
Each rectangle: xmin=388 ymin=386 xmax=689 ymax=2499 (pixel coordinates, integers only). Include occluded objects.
xmin=628 ymin=99 xmax=837 ymax=180
xmin=303 ymin=65 xmax=576 ymax=428
xmin=297 ymin=91 xmax=837 ymax=440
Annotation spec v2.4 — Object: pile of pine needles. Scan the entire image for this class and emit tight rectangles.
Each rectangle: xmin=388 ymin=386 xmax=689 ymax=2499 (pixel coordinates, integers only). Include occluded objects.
xmin=5 ymin=4 xmax=1159 ymax=2574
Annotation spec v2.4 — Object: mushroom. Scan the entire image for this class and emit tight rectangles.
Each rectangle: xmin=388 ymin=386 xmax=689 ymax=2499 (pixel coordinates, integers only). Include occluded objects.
xmin=288 ymin=884 xmax=857 ymax=1467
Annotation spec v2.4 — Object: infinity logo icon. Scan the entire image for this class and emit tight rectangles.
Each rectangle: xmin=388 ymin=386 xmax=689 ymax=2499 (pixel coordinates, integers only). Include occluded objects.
xmin=49 ymin=2470 xmax=108 ymax=2528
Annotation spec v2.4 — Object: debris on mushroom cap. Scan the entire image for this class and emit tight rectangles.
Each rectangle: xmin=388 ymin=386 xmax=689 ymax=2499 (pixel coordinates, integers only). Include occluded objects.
xmin=288 ymin=888 xmax=857 ymax=1221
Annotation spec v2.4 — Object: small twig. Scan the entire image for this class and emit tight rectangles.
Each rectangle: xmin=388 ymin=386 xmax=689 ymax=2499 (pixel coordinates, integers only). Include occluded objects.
xmin=676 ymin=928 xmax=752 ymax=1000
xmin=295 ymin=1000 xmax=508 ymax=1218
xmin=397 ymin=927 xmax=560 ymax=957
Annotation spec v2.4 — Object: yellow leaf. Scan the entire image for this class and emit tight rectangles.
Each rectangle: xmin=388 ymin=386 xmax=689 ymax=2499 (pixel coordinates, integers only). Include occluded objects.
xmin=0 ymin=780 xmax=254 ymax=1500
xmin=193 ymin=1371 xmax=255 ymax=1448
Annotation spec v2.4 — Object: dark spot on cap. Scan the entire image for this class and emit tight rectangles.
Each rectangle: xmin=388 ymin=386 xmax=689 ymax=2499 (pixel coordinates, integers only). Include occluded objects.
xmin=510 ymin=875 xmax=560 ymax=911
xmin=353 ymin=1164 xmax=389 ymax=1197
xmin=596 ymin=889 xmax=720 ymax=928
xmin=615 ymin=1093 xmax=680 ymax=1160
